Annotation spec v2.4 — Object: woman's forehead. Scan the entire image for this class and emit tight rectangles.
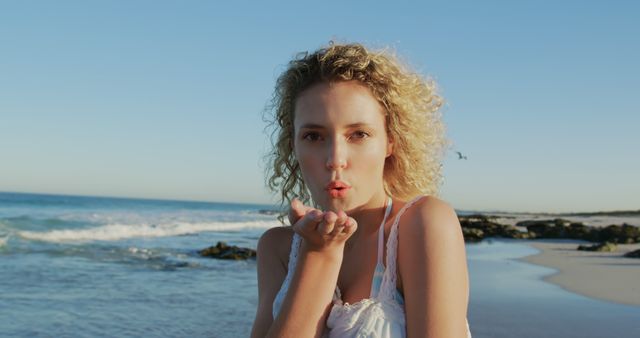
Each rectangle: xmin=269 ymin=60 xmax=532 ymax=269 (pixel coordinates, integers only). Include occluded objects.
xmin=293 ymin=81 xmax=386 ymax=129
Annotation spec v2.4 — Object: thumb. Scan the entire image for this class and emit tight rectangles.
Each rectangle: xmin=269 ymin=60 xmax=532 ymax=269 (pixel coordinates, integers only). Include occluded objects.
xmin=288 ymin=198 xmax=306 ymax=225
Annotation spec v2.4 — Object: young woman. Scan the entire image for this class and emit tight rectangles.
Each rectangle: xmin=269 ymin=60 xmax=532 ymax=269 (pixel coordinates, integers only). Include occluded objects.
xmin=251 ymin=42 xmax=472 ymax=338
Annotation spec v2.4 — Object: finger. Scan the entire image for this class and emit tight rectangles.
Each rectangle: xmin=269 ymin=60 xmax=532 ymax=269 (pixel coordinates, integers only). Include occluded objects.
xmin=343 ymin=217 xmax=357 ymax=235
xmin=295 ymin=209 xmax=323 ymax=233
xmin=288 ymin=199 xmax=301 ymax=225
xmin=309 ymin=209 xmax=324 ymax=224
xmin=331 ymin=222 xmax=345 ymax=236
xmin=329 ymin=211 xmax=348 ymax=235
xmin=288 ymin=199 xmax=314 ymax=225
xmin=336 ymin=211 xmax=348 ymax=225
xmin=319 ymin=211 xmax=338 ymax=235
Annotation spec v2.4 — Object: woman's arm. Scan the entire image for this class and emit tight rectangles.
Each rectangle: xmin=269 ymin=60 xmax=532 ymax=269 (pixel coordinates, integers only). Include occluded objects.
xmin=250 ymin=227 xmax=290 ymax=338
xmin=252 ymin=200 xmax=357 ymax=338
xmin=267 ymin=240 xmax=343 ymax=337
xmin=398 ymin=197 xmax=470 ymax=338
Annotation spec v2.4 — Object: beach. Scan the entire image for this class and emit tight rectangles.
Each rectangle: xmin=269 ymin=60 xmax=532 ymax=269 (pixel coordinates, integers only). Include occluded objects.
xmin=466 ymin=239 xmax=640 ymax=338
xmin=2 ymin=192 xmax=640 ymax=337
xmin=521 ymin=239 xmax=640 ymax=306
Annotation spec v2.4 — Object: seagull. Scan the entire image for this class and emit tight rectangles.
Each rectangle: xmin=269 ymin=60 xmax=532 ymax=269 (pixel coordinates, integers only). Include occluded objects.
xmin=456 ymin=151 xmax=468 ymax=160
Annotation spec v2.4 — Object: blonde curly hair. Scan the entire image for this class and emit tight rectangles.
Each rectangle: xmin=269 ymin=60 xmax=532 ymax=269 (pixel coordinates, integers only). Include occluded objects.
xmin=264 ymin=42 xmax=446 ymax=222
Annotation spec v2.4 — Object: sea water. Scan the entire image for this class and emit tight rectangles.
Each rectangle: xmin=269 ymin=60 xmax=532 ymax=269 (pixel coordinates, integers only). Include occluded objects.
xmin=0 ymin=192 xmax=277 ymax=337
xmin=1 ymin=192 xmax=638 ymax=337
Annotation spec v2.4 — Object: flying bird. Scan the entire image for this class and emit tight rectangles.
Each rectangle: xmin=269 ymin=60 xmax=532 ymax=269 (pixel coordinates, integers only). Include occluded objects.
xmin=456 ymin=151 xmax=468 ymax=160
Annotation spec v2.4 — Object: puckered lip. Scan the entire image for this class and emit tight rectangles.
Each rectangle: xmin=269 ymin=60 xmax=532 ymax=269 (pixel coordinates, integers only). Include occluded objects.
xmin=325 ymin=180 xmax=351 ymax=190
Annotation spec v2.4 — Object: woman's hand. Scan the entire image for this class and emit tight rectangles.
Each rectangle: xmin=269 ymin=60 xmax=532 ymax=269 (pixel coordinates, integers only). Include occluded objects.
xmin=288 ymin=198 xmax=357 ymax=253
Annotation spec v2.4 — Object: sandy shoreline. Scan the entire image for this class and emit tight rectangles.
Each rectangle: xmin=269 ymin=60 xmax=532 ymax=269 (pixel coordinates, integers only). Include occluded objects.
xmin=519 ymin=239 xmax=640 ymax=306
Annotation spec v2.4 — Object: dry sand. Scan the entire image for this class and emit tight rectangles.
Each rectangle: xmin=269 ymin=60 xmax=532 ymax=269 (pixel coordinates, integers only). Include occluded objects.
xmin=520 ymin=239 xmax=640 ymax=306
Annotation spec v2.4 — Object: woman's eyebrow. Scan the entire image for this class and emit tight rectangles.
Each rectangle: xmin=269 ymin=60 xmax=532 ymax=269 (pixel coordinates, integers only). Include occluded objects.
xmin=299 ymin=123 xmax=324 ymax=129
xmin=299 ymin=122 xmax=373 ymax=129
xmin=344 ymin=122 xmax=373 ymax=128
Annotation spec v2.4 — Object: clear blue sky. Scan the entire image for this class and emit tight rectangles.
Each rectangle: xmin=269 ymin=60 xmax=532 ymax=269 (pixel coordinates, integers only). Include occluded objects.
xmin=1 ymin=1 xmax=638 ymax=212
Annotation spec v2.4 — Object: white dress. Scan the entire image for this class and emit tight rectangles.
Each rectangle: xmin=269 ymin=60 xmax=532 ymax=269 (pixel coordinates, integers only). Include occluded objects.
xmin=272 ymin=196 xmax=472 ymax=337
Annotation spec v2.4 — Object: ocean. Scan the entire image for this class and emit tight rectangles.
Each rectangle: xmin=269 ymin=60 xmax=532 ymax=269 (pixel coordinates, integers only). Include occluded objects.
xmin=1 ymin=192 xmax=638 ymax=337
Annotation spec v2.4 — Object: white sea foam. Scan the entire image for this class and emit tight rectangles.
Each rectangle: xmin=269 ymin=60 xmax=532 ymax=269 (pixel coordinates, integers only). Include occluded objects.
xmin=17 ymin=220 xmax=280 ymax=243
xmin=0 ymin=235 xmax=7 ymax=247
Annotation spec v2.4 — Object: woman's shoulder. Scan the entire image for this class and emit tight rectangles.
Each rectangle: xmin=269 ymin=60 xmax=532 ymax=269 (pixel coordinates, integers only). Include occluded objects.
xmin=407 ymin=195 xmax=457 ymax=219
xmin=395 ymin=196 xmax=466 ymax=294
xmin=259 ymin=224 xmax=295 ymax=243
xmin=396 ymin=195 xmax=462 ymax=242
xmin=257 ymin=225 xmax=296 ymax=269
xmin=396 ymin=194 xmax=457 ymax=217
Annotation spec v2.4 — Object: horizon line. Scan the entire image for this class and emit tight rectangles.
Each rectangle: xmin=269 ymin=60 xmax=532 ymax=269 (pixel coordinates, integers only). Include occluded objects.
xmin=1 ymin=190 xmax=637 ymax=216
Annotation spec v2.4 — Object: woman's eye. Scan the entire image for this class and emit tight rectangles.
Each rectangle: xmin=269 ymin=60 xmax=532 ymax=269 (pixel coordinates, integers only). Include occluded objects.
xmin=351 ymin=131 xmax=370 ymax=140
xmin=302 ymin=132 xmax=322 ymax=141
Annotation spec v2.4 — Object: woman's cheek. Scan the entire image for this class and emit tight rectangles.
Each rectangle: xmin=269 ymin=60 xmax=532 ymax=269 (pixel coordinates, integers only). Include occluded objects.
xmin=353 ymin=144 xmax=386 ymax=168
xmin=298 ymin=154 xmax=322 ymax=190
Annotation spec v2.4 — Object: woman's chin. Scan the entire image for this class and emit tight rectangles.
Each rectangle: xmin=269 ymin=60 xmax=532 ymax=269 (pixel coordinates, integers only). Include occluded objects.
xmin=315 ymin=195 xmax=351 ymax=212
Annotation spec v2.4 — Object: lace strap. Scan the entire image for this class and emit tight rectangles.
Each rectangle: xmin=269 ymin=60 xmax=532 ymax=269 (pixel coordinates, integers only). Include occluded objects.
xmin=378 ymin=195 xmax=426 ymax=301
xmin=282 ymin=232 xmax=302 ymax=286
xmin=376 ymin=197 xmax=394 ymax=267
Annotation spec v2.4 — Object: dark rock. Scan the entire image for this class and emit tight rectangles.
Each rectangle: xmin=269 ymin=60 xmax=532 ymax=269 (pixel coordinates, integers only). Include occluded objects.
xmin=524 ymin=219 xmax=569 ymax=238
xmin=623 ymin=249 xmax=640 ymax=258
xmin=199 ymin=241 xmax=256 ymax=260
xmin=577 ymin=242 xmax=617 ymax=252
xmin=462 ymin=228 xmax=484 ymax=242
xmin=523 ymin=219 xmax=603 ymax=242
xmin=459 ymin=214 xmax=639 ymax=244
xmin=598 ymin=224 xmax=640 ymax=244
xmin=459 ymin=215 xmax=529 ymax=241
xmin=565 ymin=222 xmax=598 ymax=241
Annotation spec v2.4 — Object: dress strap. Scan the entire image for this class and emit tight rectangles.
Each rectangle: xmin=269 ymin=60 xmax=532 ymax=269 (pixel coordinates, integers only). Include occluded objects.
xmin=378 ymin=195 xmax=426 ymax=301
xmin=376 ymin=197 xmax=394 ymax=267
xmin=283 ymin=232 xmax=302 ymax=287
xmin=272 ymin=231 xmax=303 ymax=319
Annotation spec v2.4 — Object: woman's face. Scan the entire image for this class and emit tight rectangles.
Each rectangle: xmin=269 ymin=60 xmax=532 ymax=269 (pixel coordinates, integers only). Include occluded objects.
xmin=293 ymin=80 xmax=393 ymax=213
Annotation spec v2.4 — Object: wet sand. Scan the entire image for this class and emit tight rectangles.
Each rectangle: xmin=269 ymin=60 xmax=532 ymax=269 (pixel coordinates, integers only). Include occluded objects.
xmin=520 ymin=239 xmax=640 ymax=306
xmin=466 ymin=239 xmax=640 ymax=338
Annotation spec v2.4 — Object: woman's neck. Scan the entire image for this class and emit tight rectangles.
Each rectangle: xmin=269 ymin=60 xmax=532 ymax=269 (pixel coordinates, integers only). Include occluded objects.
xmin=346 ymin=193 xmax=391 ymax=246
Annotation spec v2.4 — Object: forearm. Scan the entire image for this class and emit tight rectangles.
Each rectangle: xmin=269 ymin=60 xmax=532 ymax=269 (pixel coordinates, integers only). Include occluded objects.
xmin=267 ymin=242 xmax=343 ymax=338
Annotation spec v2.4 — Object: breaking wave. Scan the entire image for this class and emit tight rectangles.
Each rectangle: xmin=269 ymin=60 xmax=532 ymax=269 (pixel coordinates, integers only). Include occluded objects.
xmin=17 ymin=220 xmax=279 ymax=243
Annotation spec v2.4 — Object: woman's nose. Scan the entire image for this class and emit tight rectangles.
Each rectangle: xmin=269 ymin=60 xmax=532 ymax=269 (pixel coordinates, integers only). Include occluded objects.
xmin=326 ymin=139 xmax=347 ymax=170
